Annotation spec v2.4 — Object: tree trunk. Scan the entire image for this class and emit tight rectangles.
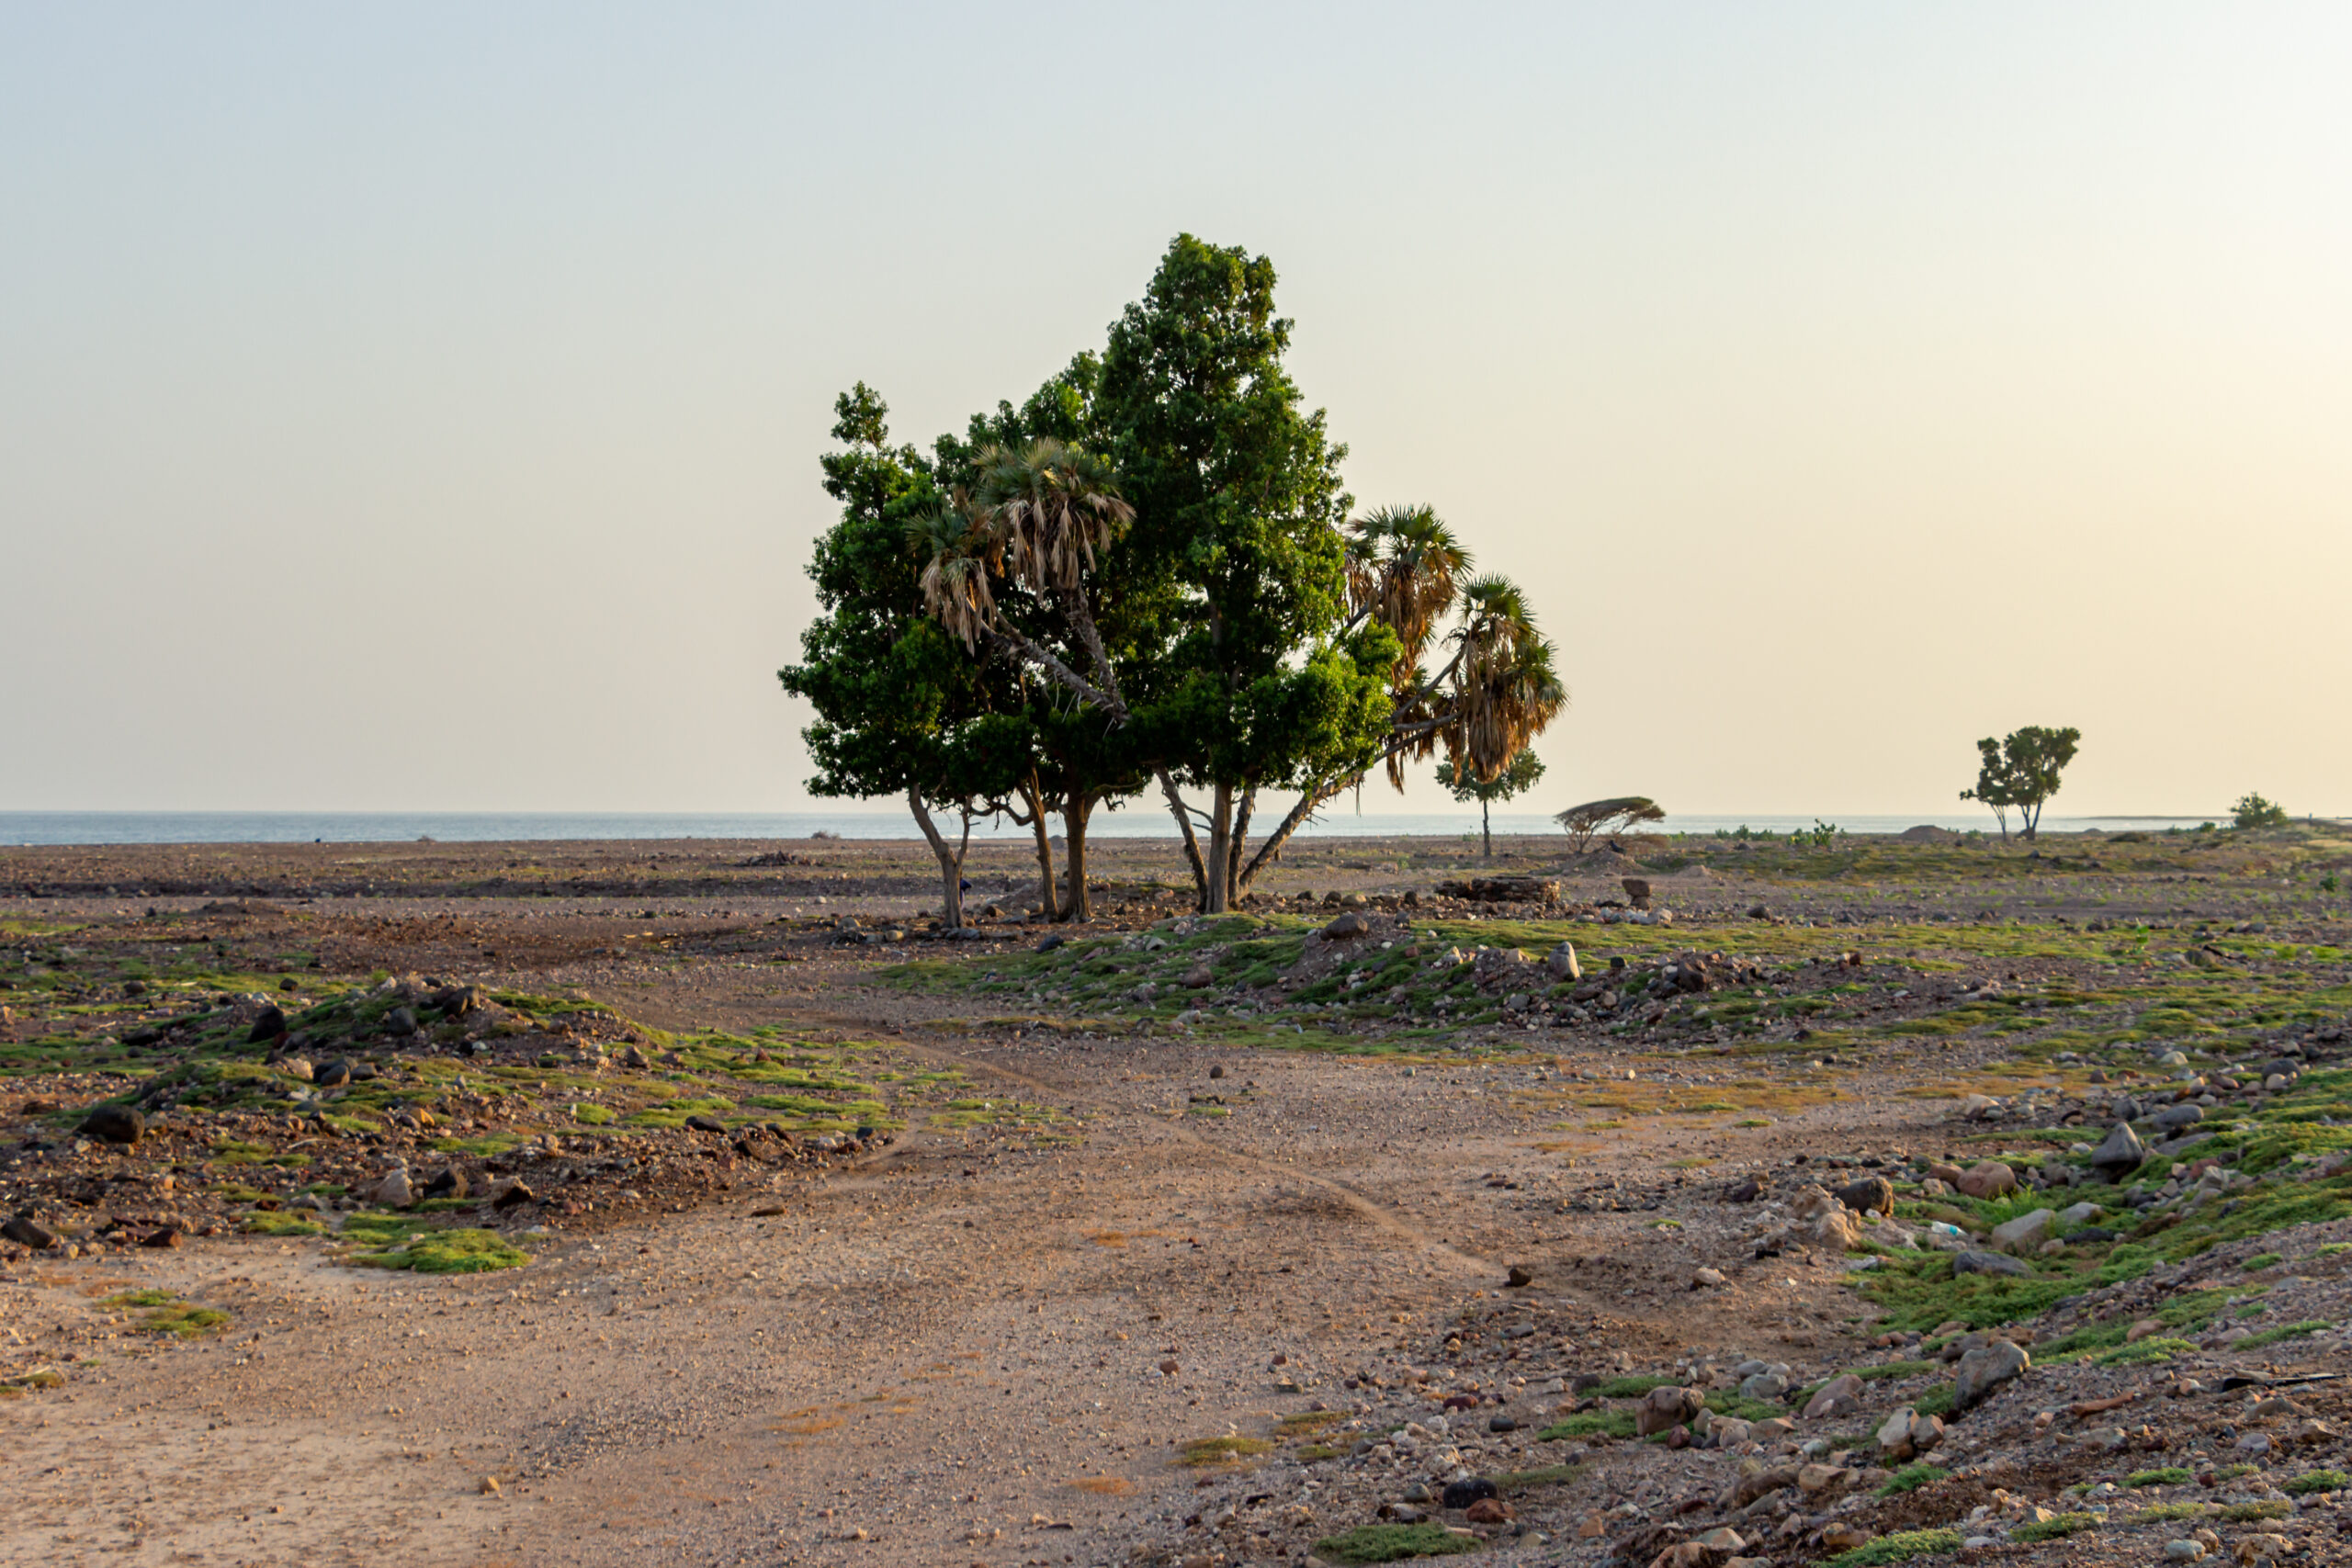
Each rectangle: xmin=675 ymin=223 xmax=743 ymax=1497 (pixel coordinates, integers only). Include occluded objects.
xmin=1159 ymin=771 xmax=1209 ymax=909
xmin=1225 ymin=785 xmax=1256 ymax=910
xmin=1062 ymin=790 xmax=1094 ymax=922
xmin=1019 ymin=773 xmax=1059 ymax=922
xmin=907 ymin=786 xmax=966 ymax=929
xmin=1482 ymin=796 xmax=1492 ymax=861
xmin=1204 ymin=782 xmax=1234 ymax=914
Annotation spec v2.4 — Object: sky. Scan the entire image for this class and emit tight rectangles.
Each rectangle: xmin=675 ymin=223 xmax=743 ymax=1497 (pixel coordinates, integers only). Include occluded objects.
xmin=4 ymin=3 xmax=2347 ymax=821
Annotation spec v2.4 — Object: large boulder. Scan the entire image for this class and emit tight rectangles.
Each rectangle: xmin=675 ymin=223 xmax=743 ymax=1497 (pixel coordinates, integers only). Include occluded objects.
xmin=1321 ymin=912 xmax=1370 ymax=940
xmin=1547 ymin=942 xmax=1582 ymax=981
xmin=2090 ymin=1121 xmax=2145 ymax=1180
xmin=1636 ymin=1385 xmax=1707 ymax=1437
xmin=78 ymin=1104 xmax=144 ymax=1145
xmin=1954 ymin=1340 xmax=2030 ymax=1412
xmin=1804 ymin=1374 xmax=1865 ymax=1420
xmin=1990 ymin=1208 xmax=2056 ymax=1255
xmin=1957 ymin=1160 xmax=2018 ymax=1199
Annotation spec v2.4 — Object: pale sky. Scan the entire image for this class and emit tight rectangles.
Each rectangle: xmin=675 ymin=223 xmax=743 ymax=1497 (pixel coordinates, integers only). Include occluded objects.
xmin=5 ymin=5 xmax=2347 ymax=820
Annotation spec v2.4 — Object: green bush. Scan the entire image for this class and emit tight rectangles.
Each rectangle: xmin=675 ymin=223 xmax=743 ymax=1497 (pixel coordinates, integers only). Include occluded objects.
xmin=2010 ymin=1512 xmax=2099 ymax=1542
xmin=1310 ymin=1523 xmax=1481 ymax=1562
xmin=1821 ymin=1528 xmax=1964 ymax=1566
xmin=2286 ymin=1470 xmax=2347 ymax=1495
xmin=2126 ymin=1467 xmax=2193 ymax=1487
xmin=1878 ymin=1462 xmax=1950 ymax=1495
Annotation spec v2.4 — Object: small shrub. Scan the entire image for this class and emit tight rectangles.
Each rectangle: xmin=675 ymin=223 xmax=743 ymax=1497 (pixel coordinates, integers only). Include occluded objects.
xmin=1177 ymin=1437 xmax=1272 ymax=1467
xmin=1913 ymin=1383 xmax=1957 ymax=1417
xmin=1591 ymin=1374 xmax=1678 ymax=1398
xmin=2286 ymin=1469 xmax=2348 ymax=1495
xmin=2098 ymin=1337 xmax=2196 ymax=1366
xmin=2240 ymin=1320 xmax=2331 ymax=1348
xmin=1537 ymin=1409 xmax=1635 ymax=1440
xmin=2241 ymin=1252 xmax=2284 ymax=1271
xmin=1310 ymin=1522 xmax=1480 ymax=1562
xmin=2220 ymin=1500 xmax=2293 ymax=1521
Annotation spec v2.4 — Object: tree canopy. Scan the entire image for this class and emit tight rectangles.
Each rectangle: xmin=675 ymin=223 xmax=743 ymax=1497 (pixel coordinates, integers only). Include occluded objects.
xmin=1961 ymin=726 xmax=2081 ymax=842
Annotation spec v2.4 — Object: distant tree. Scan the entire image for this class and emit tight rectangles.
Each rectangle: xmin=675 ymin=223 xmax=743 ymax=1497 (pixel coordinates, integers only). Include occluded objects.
xmin=2233 ymin=792 xmax=2290 ymax=830
xmin=1555 ymin=796 xmax=1665 ymax=855
xmin=1437 ymin=748 xmax=1544 ymax=861
xmin=1961 ymin=726 xmax=2081 ymax=842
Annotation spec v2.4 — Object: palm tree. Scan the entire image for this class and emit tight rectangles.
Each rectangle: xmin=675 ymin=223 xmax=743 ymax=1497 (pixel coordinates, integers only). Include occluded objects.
xmin=1442 ymin=575 xmax=1566 ymax=784
xmin=976 ymin=439 xmax=1135 ymax=600
xmin=1346 ymin=505 xmax=1473 ymax=787
xmin=903 ymin=490 xmax=1001 ymax=652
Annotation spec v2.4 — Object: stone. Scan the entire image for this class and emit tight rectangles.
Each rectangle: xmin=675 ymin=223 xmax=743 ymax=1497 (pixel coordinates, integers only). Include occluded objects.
xmin=77 ymin=1104 xmax=143 ymax=1145
xmin=2089 ymin=1123 xmax=2144 ymax=1179
xmin=1804 ymin=1374 xmax=1865 ymax=1420
xmin=277 ymin=1055 xmax=315 ymax=1082
xmin=3 ymin=1214 xmax=58 ymax=1248
xmin=247 ymin=1004 xmax=288 ymax=1042
xmin=2124 ymin=1318 xmax=2166 ymax=1342
xmin=1952 ymin=1249 xmax=2030 ymax=1278
xmin=1820 ymin=1524 xmax=1873 ymax=1551
xmin=1738 ymin=1371 xmax=1788 ymax=1402
xmin=1321 ymin=913 xmax=1370 ymax=940
xmin=422 ymin=1168 xmax=469 ymax=1201
xmin=1636 ymin=1385 xmax=1707 ymax=1437
xmin=1721 ymin=1176 xmax=1765 ymax=1203
xmin=1990 ymin=1207 xmax=2056 ymax=1254
xmin=1927 ymin=1161 xmax=1966 ymax=1187
xmin=1506 ymin=1264 xmax=1534 ymax=1288
xmin=1958 ymin=1093 xmax=2000 ymax=1119
xmin=385 ymin=1006 xmax=419 ymax=1035
xmin=1463 ymin=1497 xmax=1511 ymax=1524
xmin=1441 ymin=1477 xmax=1498 ymax=1510
xmin=1647 ymin=1545 xmax=1720 ymax=1568
xmin=1622 ymin=877 xmax=1652 ymax=908
xmin=1796 ymin=1463 xmax=1850 ymax=1495
xmin=1954 ymin=1339 xmax=2029 ymax=1412
xmin=1875 ymin=1405 xmax=1942 ymax=1460
xmin=140 ymin=1226 xmax=181 ymax=1248
xmin=2165 ymin=1541 xmax=2207 ymax=1562
xmin=312 ymin=1057 xmax=353 ymax=1088
xmin=1957 ymin=1160 xmax=2018 ymax=1199
xmin=2057 ymin=1201 xmax=2105 ymax=1225
xmin=684 ymin=1113 xmax=727 ymax=1134
xmin=2153 ymin=1104 xmax=2206 ymax=1133
xmin=1487 ymin=1414 xmax=1517 ymax=1433
xmin=1836 ymin=1177 xmax=1894 ymax=1215
xmin=1691 ymin=1267 xmax=1728 ymax=1290
xmin=492 ymin=1181 xmax=536 ymax=1209
xmin=1180 ymin=964 xmax=1215 ymax=988
xmin=370 ymin=1168 xmax=414 ymax=1208
xmin=1547 ymin=942 xmax=1582 ymax=981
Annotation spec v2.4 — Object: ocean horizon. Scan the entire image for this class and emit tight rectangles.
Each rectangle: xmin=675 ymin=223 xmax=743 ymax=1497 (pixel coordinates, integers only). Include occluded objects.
xmin=0 ymin=809 xmax=2240 ymax=848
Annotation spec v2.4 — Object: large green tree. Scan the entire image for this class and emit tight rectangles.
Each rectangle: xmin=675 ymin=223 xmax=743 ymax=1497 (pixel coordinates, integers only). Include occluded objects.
xmin=1961 ymin=725 xmax=2082 ymax=842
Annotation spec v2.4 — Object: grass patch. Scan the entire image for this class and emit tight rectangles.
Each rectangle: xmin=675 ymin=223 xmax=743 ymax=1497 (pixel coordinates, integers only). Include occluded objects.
xmin=2098 ymin=1337 xmax=2196 ymax=1366
xmin=2242 ymin=1252 xmax=2284 ymax=1271
xmin=103 ymin=1291 xmax=229 ymax=1339
xmin=2126 ymin=1467 xmax=2193 ymax=1487
xmin=1878 ymin=1462 xmax=1950 ymax=1495
xmin=1276 ymin=1411 xmax=1347 ymax=1437
xmin=1536 ymin=1409 xmax=1635 ymax=1440
xmin=2009 ymin=1512 xmax=2100 ymax=1542
xmin=1177 ymin=1437 xmax=1272 ymax=1467
xmin=1590 ymin=1374 xmax=1679 ymax=1398
xmin=240 ymin=1212 xmax=326 ymax=1236
xmin=1821 ymin=1528 xmax=1965 ymax=1565
xmin=2286 ymin=1469 xmax=2348 ymax=1495
xmin=339 ymin=1212 xmax=528 ymax=1273
xmin=2239 ymin=1320 xmax=2331 ymax=1348
xmin=1310 ymin=1523 xmax=1481 ymax=1562
xmin=2220 ymin=1500 xmax=2293 ymax=1521
xmin=1491 ymin=1462 xmax=1582 ymax=1495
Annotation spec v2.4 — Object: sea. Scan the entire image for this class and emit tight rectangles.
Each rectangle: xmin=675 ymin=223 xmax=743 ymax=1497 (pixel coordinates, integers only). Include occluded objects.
xmin=0 ymin=810 xmax=2233 ymax=848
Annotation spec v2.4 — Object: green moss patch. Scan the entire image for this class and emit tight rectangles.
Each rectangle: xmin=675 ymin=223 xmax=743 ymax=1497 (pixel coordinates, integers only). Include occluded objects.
xmin=1310 ymin=1523 xmax=1481 ymax=1562
xmin=103 ymin=1291 xmax=229 ymax=1339
xmin=1822 ymin=1528 xmax=1966 ymax=1565
xmin=339 ymin=1212 xmax=529 ymax=1273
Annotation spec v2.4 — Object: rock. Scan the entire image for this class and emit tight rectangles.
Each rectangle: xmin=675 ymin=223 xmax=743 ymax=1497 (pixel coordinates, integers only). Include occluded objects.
xmin=1179 ymin=963 xmax=1215 ymax=988
xmin=492 ymin=1181 xmax=536 ymax=1209
xmin=1487 ymin=1414 xmax=1517 ymax=1433
xmin=1321 ymin=913 xmax=1370 ymax=940
xmin=1722 ymin=1176 xmax=1765 ymax=1203
xmin=1953 ymin=1249 xmax=2031 ymax=1278
xmin=1738 ymin=1371 xmax=1789 ymax=1402
xmin=2089 ymin=1122 xmax=2146 ymax=1179
xmin=1796 ymin=1462 xmax=1851 ymax=1495
xmin=2153 ymin=1104 xmax=2206 ymax=1133
xmin=422 ymin=1168 xmax=469 ymax=1201
xmin=277 ymin=1056 xmax=315 ymax=1082
xmin=1957 ymin=1160 xmax=2018 ymax=1199
xmin=1875 ymin=1405 xmax=1942 ymax=1460
xmin=2057 ymin=1201 xmax=2104 ymax=1225
xmin=1990 ymin=1207 xmax=2056 ymax=1254
xmin=684 ymin=1114 xmax=728 ymax=1134
xmin=1208 ymin=1064 xmax=1225 ymax=1079
xmin=77 ymin=1104 xmax=143 ymax=1145
xmin=1158 ymin=1359 xmax=1179 ymax=1376
xmin=1646 ymin=1545 xmax=1719 ymax=1568
xmin=3 ymin=1214 xmax=58 ymax=1248
xmin=1622 ymin=877 xmax=1652 ymax=908
xmin=1505 ymin=1264 xmax=1534 ymax=1288
xmin=1547 ymin=942 xmax=1582 ymax=980
xmin=1441 ymin=1477 xmax=1498 ymax=1510
xmin=1463 ymin=1497 xmax=1511 ymax=1524
xmin=247 ymin=1004 xmax=288 ymax=1042
xmin=1954 ymin=1339 xmax=2029 ymax=1412
xmin=2165 ymin=1541 xmax=2207 ymax=1562
xmin=385 ymin=1006 xmax=419 ymax=1035
xmin=140 ymin=1226 xmax=181 ymax=1248
xmin=1836 ymin=1177 xmax=1894 ymax=1215
xmin=1927 ymin=1161 xmax=1965 ymax=1187
xmin=2124 ymin=1317 xmax=2166 ymax=1342
xmin=369 ymin=1168 xmax=414 ymax=1208
xmin=312 ymin=1057 xmax=353 ymax=1088
xmin=1958 ymin=1093 xmax=2000 ymax=1119
xmin=1724 ymin=1464 xmax=1801 ymax=1508
xmin=1637 ymin=1385 xmax=1707 ymax=1437
xmin=1804 ymin=1374 xmax=1865 ymax=1420
xmin=1691 ymin=1267 xmax=1727 ymax=1290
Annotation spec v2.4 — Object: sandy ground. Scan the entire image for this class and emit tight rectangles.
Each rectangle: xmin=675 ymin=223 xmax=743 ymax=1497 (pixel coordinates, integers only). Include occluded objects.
xmin=3 ymin=829 xmax=2348 ymax=1568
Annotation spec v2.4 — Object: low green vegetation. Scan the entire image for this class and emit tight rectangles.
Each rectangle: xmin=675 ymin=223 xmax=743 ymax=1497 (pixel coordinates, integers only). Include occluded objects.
xmin=1537 ymin=1409 xmax=1635 ymax=1440
xmin=1821 ymin=1528 xmax=1965 ymax=1566
xmin=1310 ymin=1523 xmax=1482 ymax=1562
xmin=2285 ymin=1470 xmax=2348 ymax=1495
xmin=2126 ymin=1468 xmax=2193 ymax=1488
xmin=2010 ymin=1512 xmax=2100 ymax=1542
xmin=102 ymin=1290 xmax=229 ymax=1338
xmin=1877 ymin=1462 xmax=1950 ymax=1495
xmin=1176 ymin=1437 xmax=1272 ymax=1467
xmin=339 ymin=1213 xmax=529 ymax=1273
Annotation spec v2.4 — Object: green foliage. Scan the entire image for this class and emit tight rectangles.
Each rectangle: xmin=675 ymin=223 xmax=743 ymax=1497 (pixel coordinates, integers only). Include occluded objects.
xmin=2233 ymin=793 xmax=2291 ymax=829
xmin=1537 ymin=1409 xmax=1635 ymax=1440
xmin=2238 ymin=1320 xmax=2331 ymax=1347
xmin=1438 ymin=747 xmax=1544 ymax=858
xmin=2009 ymin=1512 xmax=2099 ymax=1542
xmin=1821 ymin=1528 xmax=1965 ymax=1564
xmin=1878 ymin=1462 xmax=1951 ymax=1495
xmin=1961 ymin=725 xmax=2082 ymax=840
xmin=2127 ymin=1467 xmax=2193 ymax=1487
xmin=341 ymin=1213 xmax=529 ymax=1274
xmin=2286 ymin=1469 xmax=2347 ymax=1495
xmin=2098 ymin=1337 xmax=2196 ymax=1366
xmin=105 ymin=1291 xmax=229 ymax=1339
xmin=2242 ymin=1253 xmax=2284 ymax=1271
xmin=1310 ymin=1523 xmax=1481 ymax=1562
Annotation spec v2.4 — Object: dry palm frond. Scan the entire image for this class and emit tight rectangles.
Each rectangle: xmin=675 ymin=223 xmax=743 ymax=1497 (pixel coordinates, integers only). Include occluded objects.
xmin=978 ymin=438 xmax=1135 ymax=596
xmin=1442 ymin=575 xmax=1566 ymax=782
xmin=905 ymin=494 xmax=1001 ymax=651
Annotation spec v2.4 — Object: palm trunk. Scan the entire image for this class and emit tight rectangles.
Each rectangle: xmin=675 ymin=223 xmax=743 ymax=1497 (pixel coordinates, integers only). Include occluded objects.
xmin=907 ymin=787 xmax=967 ymax=929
